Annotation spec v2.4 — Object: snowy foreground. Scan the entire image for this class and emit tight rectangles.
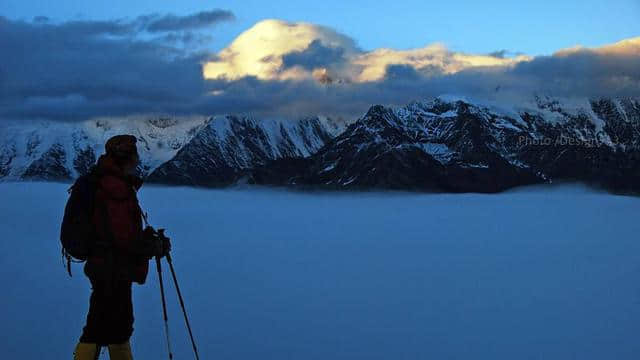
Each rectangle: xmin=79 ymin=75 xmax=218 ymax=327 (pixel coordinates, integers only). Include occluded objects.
xmin=1 ymin=182 xmax=640 ymax=359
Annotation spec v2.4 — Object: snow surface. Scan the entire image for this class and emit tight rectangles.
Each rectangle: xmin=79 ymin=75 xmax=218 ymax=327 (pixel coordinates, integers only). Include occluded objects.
xmin=1 ymin=183 xmax=640 ymax=359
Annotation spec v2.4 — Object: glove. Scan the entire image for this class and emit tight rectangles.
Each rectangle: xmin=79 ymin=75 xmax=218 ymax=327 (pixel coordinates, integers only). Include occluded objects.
xmin=140 ymin=226 xmax=171 ymax=259
xmin=140 ymin=226 xmax=158 ymax=259
xmin=155 ymin=229 xmax=172 ymax=258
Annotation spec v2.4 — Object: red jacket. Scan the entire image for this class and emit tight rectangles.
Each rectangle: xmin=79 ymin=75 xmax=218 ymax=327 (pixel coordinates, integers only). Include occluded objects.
xmin=86 ymin=154 xmax=150 ymax=284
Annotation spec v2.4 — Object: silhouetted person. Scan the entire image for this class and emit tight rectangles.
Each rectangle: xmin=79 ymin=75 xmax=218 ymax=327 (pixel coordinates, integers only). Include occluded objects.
xmin=72 ymin=135 xmax=167 ymax=360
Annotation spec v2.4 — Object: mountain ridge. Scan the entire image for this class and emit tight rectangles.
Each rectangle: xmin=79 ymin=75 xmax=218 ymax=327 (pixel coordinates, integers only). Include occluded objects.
xmin=247 ymin=95 xmax=640 ymax=193
xmin=2 ymin=95 xmax=639 ymax=194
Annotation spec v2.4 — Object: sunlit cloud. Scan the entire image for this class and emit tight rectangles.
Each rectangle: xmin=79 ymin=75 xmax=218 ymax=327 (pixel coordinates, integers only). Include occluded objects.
xmin=203 ymin=19 xmax=532 ymax=83
xmin=203 ymin=19 xmax=360 ymax=82
xmin=554 ymin=37 xmax=640 ymax=57
xmin=352 ymin=45 xmax=530 ymax=82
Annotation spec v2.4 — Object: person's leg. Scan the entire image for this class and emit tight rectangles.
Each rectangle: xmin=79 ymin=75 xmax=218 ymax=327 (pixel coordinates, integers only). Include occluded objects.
xmin=107 ymin=341 xmax=133 ymax=360
xmin=75 ymin=275 xmax=108 ymax=358
xmin=106 ymin=280 xmax=134 ymax=359
xmin=73 ymin=342 xmax=101 ymax=360
xmin=79 ymin=276 xmax=109 ymax=344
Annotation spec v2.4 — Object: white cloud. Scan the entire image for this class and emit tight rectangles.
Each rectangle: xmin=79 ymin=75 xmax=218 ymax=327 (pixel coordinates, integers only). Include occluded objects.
xmin=203 ymin=19 xmax=360 ymax=81
xmin=352 ymin=45 xmax=530 ymax=81
xmin=203 ymin=19 xmax=532 ymax=83
xmin=554 ymin=37 xmax=640 ymax=57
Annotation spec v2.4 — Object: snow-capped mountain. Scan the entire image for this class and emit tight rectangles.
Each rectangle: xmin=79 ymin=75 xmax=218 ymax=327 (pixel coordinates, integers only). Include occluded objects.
xmin=145 ymin=115 xmax=342 ymax=186
xmin=248 ymin=95 xmax=640 ymax=193
xmin=0 ymin=116 xmax=210 ymax=181
xmin=0 ymin=114 xmax=343 ymax=185
xmin=2 ymin=95 xmax=639 ymax=194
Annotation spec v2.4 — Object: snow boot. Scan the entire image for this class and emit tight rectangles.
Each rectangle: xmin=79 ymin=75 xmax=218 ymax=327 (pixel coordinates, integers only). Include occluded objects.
xmin=73 ymin=342 xmax=101 ymax=360
xmin=108 ymin=341 xmax=133 ymax=360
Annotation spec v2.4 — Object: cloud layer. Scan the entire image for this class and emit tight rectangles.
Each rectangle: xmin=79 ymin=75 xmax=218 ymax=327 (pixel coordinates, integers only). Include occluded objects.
xmin=0 ymin=11 xmax=236 ymax=121
xmin=203 ymin=19 xmax=530 ymax=83
xmin=1 ymin=15 xmax=639 ymax=122
xmin=142 ymin=10 xmax=234 ymax=32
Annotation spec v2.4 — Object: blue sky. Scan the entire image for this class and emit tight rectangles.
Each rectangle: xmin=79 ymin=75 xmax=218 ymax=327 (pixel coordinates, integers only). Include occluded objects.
xmin=3 ymin=0 xmax=639 ymax=56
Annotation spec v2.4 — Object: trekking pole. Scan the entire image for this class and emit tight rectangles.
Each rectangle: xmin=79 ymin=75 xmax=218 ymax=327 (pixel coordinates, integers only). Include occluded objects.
xmin=156 ymin=255 xmax=174 ymax=360
xmin=166 ymin=252 xmax=201 ymax=360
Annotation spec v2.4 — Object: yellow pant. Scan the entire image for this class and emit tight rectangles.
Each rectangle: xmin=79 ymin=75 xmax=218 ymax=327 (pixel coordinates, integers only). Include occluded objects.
xmin=73 ymin=341 xmax=133 ymax=360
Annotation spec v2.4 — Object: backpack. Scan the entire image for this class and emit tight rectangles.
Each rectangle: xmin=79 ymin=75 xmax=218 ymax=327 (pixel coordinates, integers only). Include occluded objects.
xmin=60 ymin=166 xmax=100 ymax=276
